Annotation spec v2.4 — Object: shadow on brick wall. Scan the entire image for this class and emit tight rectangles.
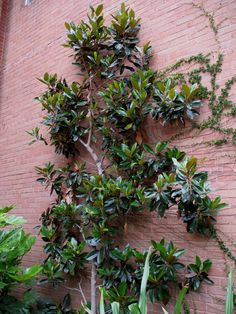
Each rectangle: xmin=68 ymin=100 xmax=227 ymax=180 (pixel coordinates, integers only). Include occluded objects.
xmin=0 ymin=0 xmax=9 ymax=107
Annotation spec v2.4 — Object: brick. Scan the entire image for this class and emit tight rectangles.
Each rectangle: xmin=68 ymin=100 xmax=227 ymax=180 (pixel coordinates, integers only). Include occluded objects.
xmin=0 ymin=0 xmax=236 ymax=312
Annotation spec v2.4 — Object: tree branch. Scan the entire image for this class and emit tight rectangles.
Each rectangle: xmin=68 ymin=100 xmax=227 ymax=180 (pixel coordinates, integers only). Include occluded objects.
xmin=86 ymin=76 xmax=93 ymax=146
xmin=87 ymin=109 xmax=93 ymax=146
xmin=65 ymin=279 xmax=87 ymax=305
xmin=79 ymin=136 xmax=103 ymax=314
xmin=79 ymin=138 xmax=103 ymax=175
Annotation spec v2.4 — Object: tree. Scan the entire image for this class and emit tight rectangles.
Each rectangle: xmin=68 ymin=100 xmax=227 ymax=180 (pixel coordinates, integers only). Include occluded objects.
xmin=29 ymin=3 xmax=226 ymax=313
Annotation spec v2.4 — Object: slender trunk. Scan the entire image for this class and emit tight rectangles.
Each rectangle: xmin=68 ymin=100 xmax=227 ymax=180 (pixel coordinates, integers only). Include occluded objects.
xmin=91 ymin=262 xmax=97 ymax=314
xmin=79 ymin=139 xmax=103 ymax=176
xmin=79 ymin=138 xmax=103 ymax=314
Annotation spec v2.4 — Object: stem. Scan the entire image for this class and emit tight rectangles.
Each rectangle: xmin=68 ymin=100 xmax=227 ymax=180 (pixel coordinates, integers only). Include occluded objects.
xmin=79 ymin=138 xmax=104 ymax=314
xmin=79 ymin=73 xmax=107 ymax=313
xmin=87 ymin=109 xmax=93 ymax=146
xmin=65 ymin=280 xmax=87 ymax=305
xmin=86 ymin=76 xmax=93 ymax=146
xmin=79 ymin=139 xmax=103 ymax=175
xmin=91 ymin=262 xmax=97 ymax=314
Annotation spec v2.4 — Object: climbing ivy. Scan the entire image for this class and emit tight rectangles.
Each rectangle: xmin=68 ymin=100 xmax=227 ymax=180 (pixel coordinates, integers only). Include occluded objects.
xmin=157 ymin=3 xmax=236 ymax=147
xmin=157 ymin=2 xmax=236 ymax=270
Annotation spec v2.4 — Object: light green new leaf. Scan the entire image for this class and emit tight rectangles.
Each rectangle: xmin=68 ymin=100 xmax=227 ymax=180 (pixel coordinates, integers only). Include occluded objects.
xmin=99 ymin=288 xmax=105 ymax=314
xmin=111 ymin=302 xmax=120 ymax=314
xmin=225 ymin=268 xmax=234 ymax=314
xmin=174 ymin=286 xmax=188 ymax=314
xmin=138 ymin=247 xmax=152 ymax=314
xmin=9 ymin=265 xmax=42 ymax=282
xmin=0 ymin=214 xmax=26 ymax=228
xmin=128 ymin=303 xmax=141 ymax=314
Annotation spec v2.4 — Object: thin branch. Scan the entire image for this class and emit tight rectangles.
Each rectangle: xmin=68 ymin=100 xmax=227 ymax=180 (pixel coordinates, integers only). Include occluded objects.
xmin=86 ymin=76 xmax=93 ymax=146
xmin=79 ymin=129 xmax=103 ymax=314
xmin=87 ymin=109 xmax=93 ymax=146
xmin=79 ymin=138 xmax=103 ymax=175
xmin=65 ymin=280 xmax=87 ymax=305
xmin=91 ymin=262 xmax=97 ymax=313
xmin=78 ymin=281 xmax=87 ymax=305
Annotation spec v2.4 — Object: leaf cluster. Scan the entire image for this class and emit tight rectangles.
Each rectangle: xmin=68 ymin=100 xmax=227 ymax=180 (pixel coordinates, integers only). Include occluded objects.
xmin=97 ymin=240 xmax=213 ymax=310
xmin=0 ymin=207 xmax=41 ymax=311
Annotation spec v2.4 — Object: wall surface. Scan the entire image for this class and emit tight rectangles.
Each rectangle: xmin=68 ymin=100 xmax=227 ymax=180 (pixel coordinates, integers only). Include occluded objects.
xmin=0 ymin=0 xmax=236 ymax=313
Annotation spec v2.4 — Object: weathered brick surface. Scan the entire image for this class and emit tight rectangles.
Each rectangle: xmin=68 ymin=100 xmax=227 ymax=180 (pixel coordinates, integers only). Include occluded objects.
xmin=0 ymin=0 xmax=236 ymax=312
xmin=0 ymin=1 xmax=7 ymax=64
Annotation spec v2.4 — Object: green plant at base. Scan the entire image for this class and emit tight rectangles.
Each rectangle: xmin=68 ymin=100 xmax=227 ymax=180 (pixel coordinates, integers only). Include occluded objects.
xmin=91 ymin=248 xmax=189 ymax=314
xmin=86 ymin=247 xmax=151 ymax=314
xmin=0 ymin=206 xmax=41 ymax=313
xmin=0 ymin=290 xmax=37 ymax=314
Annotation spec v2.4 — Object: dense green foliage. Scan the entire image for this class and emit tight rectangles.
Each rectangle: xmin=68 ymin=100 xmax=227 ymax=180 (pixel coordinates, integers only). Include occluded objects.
xmin=87 ymin=250 xmax=188 ymax=314
xmin=0 ymin=206 xmax=41 ymax=313
xmin=29 ymin=3 xmax=228 ymax=313
xmin=86 ymin=249 xmax=152 ymax=314
xmin=35 ymin=294 xmax=75 ymax=314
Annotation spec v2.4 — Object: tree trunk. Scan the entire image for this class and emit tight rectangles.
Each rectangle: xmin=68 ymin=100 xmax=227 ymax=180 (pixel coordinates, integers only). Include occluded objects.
xmin=79 ymin=138 xmax=103 ymax=314
xmin=91 ymin=262 xmax=97 ymax=314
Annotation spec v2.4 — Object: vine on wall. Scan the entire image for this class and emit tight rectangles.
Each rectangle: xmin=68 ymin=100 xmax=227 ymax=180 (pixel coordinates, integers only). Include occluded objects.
xmin=159 ymin=2 xmax=236 ymax=269
xmin=162 ymin=3 xmax=236 ymax=148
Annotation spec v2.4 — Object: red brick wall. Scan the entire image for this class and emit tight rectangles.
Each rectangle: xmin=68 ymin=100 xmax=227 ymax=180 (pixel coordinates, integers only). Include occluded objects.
xmin=0 ymin=1 xmax=7 ymax=64
xmin=0 ymin=1 xmax=8 ymax=69
xmin=0 ymin=0 xmax=236 ymax=313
